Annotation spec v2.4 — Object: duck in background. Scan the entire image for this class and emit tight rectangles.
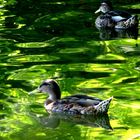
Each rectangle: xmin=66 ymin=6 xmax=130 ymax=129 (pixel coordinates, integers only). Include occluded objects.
xmin=29 ymin=79 xmax=113 ymax=115
xmin=95 ymin=0 xmax=139 ymax=29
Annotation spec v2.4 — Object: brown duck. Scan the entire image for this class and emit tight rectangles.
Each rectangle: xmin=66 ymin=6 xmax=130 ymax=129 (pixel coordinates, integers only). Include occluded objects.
xmin=29 ymin=79 xmax=113 ymax=115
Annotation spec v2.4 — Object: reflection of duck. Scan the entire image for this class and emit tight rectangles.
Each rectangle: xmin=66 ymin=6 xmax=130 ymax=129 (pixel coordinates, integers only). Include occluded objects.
xmin=95 ymin=0 xmax=138 ymax=29
xmin=98 ymin=27 xmax=138 ymax=40
xmin=36 ymin=112 xmax=112 ymax=129
xmin=30 ymin=79 xmax=112 ymax=115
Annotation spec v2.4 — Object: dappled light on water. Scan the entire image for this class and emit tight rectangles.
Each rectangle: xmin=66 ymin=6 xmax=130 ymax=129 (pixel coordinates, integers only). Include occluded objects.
xmin=0 ymin=0 xmax=140 ymax=140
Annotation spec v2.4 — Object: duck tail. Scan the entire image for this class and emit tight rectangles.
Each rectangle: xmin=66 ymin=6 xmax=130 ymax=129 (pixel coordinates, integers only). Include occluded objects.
xmin=95 ymin=97 xmax=113 ymax=114
xmin=126 ymin=15 xmax=139 ymax=27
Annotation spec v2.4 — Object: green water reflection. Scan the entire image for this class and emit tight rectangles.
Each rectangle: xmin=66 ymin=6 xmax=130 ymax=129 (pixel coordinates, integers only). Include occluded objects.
xmin=0 ymin=0 xmax=140 ymax=140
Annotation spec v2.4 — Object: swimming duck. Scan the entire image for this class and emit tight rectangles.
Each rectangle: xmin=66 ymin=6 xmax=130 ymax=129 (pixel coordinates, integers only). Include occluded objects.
xmin=95 ymin=0 xmax=138 ymax=29
xmin=29 ymin=79 xmax=113 ymax=115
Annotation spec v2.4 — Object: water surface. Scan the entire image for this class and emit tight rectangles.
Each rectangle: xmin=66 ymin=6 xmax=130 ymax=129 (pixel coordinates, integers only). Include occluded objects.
xmin=0 ymin=0 xmax=140 ymax=140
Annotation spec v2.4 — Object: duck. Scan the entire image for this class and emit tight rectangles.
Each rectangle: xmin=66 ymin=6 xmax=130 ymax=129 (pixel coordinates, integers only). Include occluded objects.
xmin=29 ymin=79 xmax=113 ymax=115
xmin=95 ymin=0 xmax=138 ymax=29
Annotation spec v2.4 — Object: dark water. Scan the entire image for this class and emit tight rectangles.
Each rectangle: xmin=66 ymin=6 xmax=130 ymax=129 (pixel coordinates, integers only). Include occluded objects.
xmin=0 ymin=0 xmax=140 ymax=140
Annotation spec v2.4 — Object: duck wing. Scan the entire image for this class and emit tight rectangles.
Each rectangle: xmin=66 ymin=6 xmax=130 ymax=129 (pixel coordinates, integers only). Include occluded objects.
xmin=108 ymin=10 xmax=131 ymax=22
xmin=61 ymin=94 xmax=103 ymax=107
xmin=109 ymin=10 xmax=131 ymax=18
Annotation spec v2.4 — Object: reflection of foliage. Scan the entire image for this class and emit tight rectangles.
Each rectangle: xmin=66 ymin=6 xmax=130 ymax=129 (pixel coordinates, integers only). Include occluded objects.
xmin=4 ymin=0 xmax=94 ymax=31
xmin=0 ymin=0 xmax=140 ymax=140
xmin=2 ymin=0 xmax=96 ymax=43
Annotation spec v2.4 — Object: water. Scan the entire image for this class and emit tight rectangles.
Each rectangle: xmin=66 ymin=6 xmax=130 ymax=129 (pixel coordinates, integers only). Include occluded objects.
xmin=0 ymin=0 xmax=140 ymax=140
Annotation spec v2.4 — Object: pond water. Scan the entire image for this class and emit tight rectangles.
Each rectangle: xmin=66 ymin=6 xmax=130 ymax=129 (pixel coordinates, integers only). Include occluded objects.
xmin=0 ymin=0 xmax=140 ymax=140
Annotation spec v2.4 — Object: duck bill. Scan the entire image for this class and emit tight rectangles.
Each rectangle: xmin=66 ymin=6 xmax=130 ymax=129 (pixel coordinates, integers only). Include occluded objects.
xmin=95 ymin=8 xmax=101 ymax=14
xmin=29 ymin=88 xmax=40 ymax=95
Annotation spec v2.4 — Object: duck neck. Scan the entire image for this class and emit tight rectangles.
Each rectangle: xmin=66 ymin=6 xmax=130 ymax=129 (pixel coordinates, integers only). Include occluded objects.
xmin=45 ymin=91 xmax=58 ymax=106
xmin=48 ymin=91 xmax=58 ymax=101
xmin=47 ymin=89 xmax=61 ymax=102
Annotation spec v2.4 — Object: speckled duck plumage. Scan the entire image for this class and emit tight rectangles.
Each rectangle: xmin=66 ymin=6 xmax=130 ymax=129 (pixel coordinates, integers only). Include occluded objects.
xmin=95 ymin=0 xmax=138 ymax=29
xmin=30 ymin=79 xmax=112 ymax=115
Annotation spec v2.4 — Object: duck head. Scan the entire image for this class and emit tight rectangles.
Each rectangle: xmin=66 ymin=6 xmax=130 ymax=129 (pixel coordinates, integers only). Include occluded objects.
xmin=29 ymin=79 xmax=61 ymax=101
xmin=95 ymin=0 xmax=112 ymax=14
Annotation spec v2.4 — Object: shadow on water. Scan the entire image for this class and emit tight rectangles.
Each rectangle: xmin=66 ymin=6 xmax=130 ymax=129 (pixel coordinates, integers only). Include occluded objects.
xmin=0 ymin=0 xmax=140 ymax=140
